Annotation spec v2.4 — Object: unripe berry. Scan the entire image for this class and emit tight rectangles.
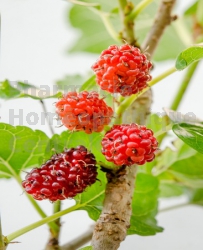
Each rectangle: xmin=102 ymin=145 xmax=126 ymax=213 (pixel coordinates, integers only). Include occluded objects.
xmin=56 ymin=91 xmax=113 ymax=134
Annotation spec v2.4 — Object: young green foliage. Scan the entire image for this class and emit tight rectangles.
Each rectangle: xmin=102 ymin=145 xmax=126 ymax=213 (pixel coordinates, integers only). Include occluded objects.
xmin=175 ymin=45 xmax=203 ymax=70
xmin=0 ymin=123 xmax=49 ymax=178
xmin=128 ymin=173 xmax=163 ymax=235
xmin=173 ymin=123 xmax=203 ymax=154
xmin=0 ymin=80 xmax=61 ymax=100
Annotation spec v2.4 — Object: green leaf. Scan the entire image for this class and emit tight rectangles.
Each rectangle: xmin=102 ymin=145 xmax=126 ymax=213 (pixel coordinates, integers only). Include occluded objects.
xmin=168 ymin=153 xmax=203 ymax=188
xmin=197 ymin=0 xmax=203 ymax=26
xmin=153 ymin=139 xmax=196 ymax=176
xmin=79 ymin=246 xmax=93 ymax=250
xmin=68 ymin=1 xmax=120 ymax=54
xmin=146 ymin=113 xmax=170 ymax=142
xmin=159 ymin=183 xmax=184 ymax=198
xmin=67 ymin=0 xmax=186 ymax=61
xmin=56 ymin=74 xmax=85 ymax=91
xmin=156 ymin=133 xmax=203 ymax=188
xmin=146 ymin=113 xmax=165 ymax=134
xmin=190 ymin=188 xmax=203 ymax=205
xmin=172 ymin=123 xmax=203 ymax=154
xmin=128 ymin=173 xmax=163 ymax=236
xmin=175 ymin=45 xmax=203 ymax=70
xmin=46 ymin=131 xmax=113 ymax=168
xmin=0 ymin=80 xmax=21 ymax=99
xmin=75 ymin=168 xmax=106 ymax=220
xmin=158 ymin=149 xmax=203 ymax=189
xmin=184 ymin=1 xmax=197 ymax=16
xmin=79 ymin=75 xmax=96 ymax=91
xmin=0 ymin=80 xmax=61 ymax=100
xmin=0 ymin=123 xmax=49 ymax=178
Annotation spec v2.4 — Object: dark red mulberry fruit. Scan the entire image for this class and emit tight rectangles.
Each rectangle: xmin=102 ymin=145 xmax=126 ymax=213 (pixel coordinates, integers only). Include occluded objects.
xmin=92 ymin=44 xmax=152 ymax=96
xmin=101 ymin=124 xmax=158 ymax=166
xmin=56 ymin=91 xmax=113 ymax=134
xmin=22 ymin=146 xmax=97 ymax=201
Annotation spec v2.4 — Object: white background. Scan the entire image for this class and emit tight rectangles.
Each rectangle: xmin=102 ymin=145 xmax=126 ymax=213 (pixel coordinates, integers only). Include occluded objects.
xmin=1 ymin=0 xmax=203 ymax=249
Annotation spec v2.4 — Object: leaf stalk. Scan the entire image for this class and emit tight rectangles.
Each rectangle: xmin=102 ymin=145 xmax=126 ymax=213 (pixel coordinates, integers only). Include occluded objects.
xmin=6 ymin=204 xmax=80 ymax=243
xmin=170 ymin=61 xmax=199 ymax=111
xmin=127 ymin=0 xmax=154 ymax=20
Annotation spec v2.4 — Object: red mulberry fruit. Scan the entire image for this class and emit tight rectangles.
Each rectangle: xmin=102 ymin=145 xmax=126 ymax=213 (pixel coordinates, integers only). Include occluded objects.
xmin=101 ymin=124 xmax=158 ymax=166
xmin=22 ymin=146 xmax=97 ymax=201
xmin=56 ymin=91 xmax=113 ymax=134
xmin=92 ymin=44 xmax=152 ymax=96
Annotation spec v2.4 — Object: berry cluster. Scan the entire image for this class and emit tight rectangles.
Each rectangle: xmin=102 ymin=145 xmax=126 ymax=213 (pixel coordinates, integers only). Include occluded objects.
xmin=22 ymin=44 xmax=157 ymax=201
xmin=56 ymin=91 xmax=113 ymax=134
xmin=92 ymin=44 xmax=152 ymax=96
xmin=101 ymin=124 xmax=158 ymax=166
xmin=22 ymin=146 xmax=97 ymax=201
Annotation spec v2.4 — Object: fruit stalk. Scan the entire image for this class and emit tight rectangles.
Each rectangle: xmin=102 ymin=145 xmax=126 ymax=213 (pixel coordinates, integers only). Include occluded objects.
xmin=91 ymin=1 xmax=176 ymax=249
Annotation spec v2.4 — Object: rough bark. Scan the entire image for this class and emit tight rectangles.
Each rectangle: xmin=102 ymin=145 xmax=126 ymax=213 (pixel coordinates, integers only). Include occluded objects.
xmin=91 ymin=1 xmax=177 ymax=249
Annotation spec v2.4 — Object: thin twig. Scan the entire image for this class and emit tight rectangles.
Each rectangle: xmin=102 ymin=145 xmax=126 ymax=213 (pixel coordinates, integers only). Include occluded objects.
xmin=40 ymin=100 xmax=55 ymax=135
xmin=159 ymin=202 xmax=190 ymax=213
xmin=61 ymin=226 xmax=93 ymax=250
xmin=45 ymin=201 xmax=62 ymax=250
xmin=142 ymin=0 xmax=177 ymax=56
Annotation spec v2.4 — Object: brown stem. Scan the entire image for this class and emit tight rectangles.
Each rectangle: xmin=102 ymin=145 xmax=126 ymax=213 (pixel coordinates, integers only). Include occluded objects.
xmin=142 ymin=0 xmax=177 ymax=56
xmin=45 ymin=201 xmax=62 ymax=250
xmin=61 ymin=226 xmax=93 ymax=250
xmin=91 ymin=166 xmax=138 ymax=250
xmin=91 ymin=1 xmax=177 ymax=250
xmin=45 ymin=239 xmax=61 ymax=250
